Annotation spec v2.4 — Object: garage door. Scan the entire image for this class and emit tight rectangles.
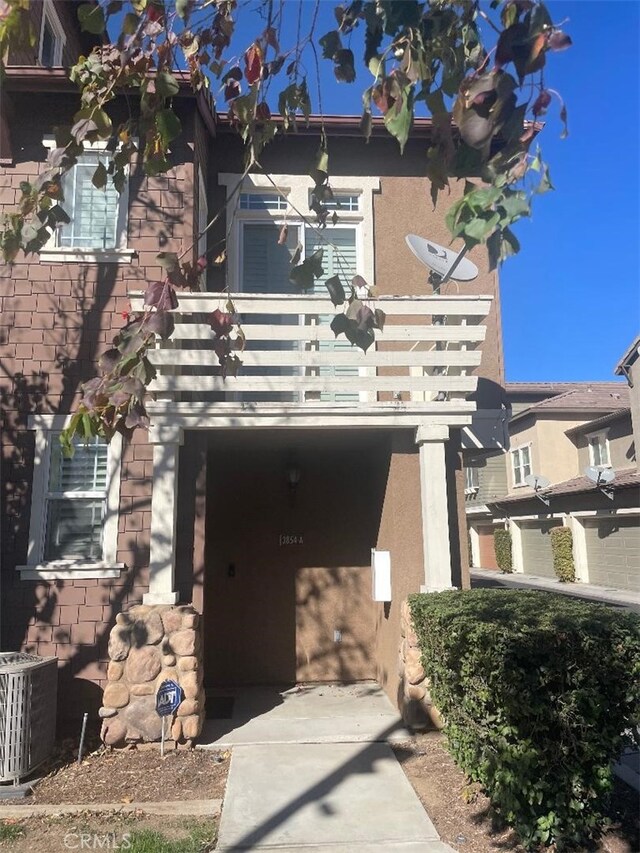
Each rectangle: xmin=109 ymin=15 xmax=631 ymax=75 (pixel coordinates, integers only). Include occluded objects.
xmin=520 ymin=520 xmax=562 ymax=578
xmin=477 ymin=525 xmax=498 ymax=569
xmin=584 ymin=516 xmax=640 ymax=592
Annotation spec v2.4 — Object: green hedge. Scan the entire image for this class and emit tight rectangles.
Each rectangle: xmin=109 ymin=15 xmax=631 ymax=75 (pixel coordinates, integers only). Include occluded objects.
xmin=409 ymin=589 xmax=640 ymax=850
xmin=550 ymin=526 xmax=575 ymax=582
xmin=494 ymin=528 xmax=512 ymax=572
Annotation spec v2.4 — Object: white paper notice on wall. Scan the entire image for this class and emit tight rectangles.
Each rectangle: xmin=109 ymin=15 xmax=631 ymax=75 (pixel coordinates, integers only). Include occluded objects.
xmin=371 ymin=549 xmax=391 ymax=602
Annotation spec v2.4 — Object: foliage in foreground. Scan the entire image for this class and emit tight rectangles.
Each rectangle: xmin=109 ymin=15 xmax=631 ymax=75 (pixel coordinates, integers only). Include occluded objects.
xmin=493 ymin=528 xmax=512 ymax=572
xmin=409 ymin=588 xmax=640 ymax=850
xmin=0 ymin=0 xmax=571 ymax=445
xmin=550 ymin=526 xmax=575 ymax=583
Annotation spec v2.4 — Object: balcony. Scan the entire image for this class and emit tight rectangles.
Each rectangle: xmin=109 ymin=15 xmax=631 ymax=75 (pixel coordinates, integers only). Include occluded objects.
xmin=128 ymin=291 xmax=491 ymax=430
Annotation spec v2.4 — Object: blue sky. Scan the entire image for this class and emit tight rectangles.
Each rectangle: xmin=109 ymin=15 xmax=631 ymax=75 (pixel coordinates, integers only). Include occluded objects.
xmin=229 ymin=0 xmax=639 ymax=382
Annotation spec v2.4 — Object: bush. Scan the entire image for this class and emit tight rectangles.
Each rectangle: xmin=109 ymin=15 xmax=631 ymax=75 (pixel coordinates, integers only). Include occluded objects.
xmin=494 ymin=529 xmax=512 ymax=572
xmin=550 ymin=527 xmax=575 ymax=582
xmin=409 ymin=589 xmax=640 ymax=850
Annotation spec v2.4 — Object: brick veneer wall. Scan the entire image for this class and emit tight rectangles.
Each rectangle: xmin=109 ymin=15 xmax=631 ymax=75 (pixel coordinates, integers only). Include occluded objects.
xmin=0 ymin=93 xmax=198 ymax=726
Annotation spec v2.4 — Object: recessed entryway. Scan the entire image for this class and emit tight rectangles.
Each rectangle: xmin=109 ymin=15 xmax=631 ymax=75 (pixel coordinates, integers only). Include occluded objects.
xmin=203 ymin=430 xmax=391 ymax=689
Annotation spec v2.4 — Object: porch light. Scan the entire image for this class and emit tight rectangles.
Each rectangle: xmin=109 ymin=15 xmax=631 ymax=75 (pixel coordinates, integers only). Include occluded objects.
xmin=286 ymin=463 xmax=302 ymax=489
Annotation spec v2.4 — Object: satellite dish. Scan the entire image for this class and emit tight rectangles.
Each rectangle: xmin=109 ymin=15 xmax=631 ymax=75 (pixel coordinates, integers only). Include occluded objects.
xmin=525 ymin=474 xmax=550 ymax=490
xmin=585 ymin=466 xmax=615 ymax=485
xmin=524 ymin=473 xmax=551 ymax=506
xmin=405 ymin=234 xmax=479 ymax=282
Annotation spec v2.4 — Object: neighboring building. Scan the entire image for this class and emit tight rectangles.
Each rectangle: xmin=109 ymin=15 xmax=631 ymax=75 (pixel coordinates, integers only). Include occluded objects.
xmin=465 ymin=378 xmax=639 ymax=593
xmin=0 ymin=7 xmax=504 ymax=727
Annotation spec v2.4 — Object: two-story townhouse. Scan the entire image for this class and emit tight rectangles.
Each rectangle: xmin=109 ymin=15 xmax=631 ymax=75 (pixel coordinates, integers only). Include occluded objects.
xmin=0 ymin=4 xmax=503 ymax=737
xmin=466 ymin=378 xmax=638 ymax=592
xmin=465 ymin=381 xmax=593 ymax=569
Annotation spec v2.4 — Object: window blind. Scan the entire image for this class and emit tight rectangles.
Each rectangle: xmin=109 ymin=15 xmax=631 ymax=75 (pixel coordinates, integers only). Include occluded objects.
xmin=58 ymin=153 xmax=120 ymax=249
xmin=44 ymin=436 xmax=108 ymax=561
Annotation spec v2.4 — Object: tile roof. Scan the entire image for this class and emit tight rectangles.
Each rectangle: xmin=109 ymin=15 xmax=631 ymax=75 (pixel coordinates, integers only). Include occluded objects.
xmin=510 ymin=384 xmax=629 ymax=423
xmin=531 ymin=385 xmax=628 ymax=410
xmin=505 ymin=381 xmax=596 ymax=394
xmin=488 ymin=467 xmax=640 ymax=507
xmin=565 ymin=408 xmax=632 ymax=437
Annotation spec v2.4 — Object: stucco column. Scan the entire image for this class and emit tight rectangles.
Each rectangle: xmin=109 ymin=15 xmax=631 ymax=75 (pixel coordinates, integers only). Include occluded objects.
xmin=566 ymin=514 xmax=589 ymax=582
xmin=416 ymin=425 xmax=454 ymax=592
xmin=509 ymin=519 xmax=524 ymax=573
xmin=143 ymin=425 xmax=184 ymax=606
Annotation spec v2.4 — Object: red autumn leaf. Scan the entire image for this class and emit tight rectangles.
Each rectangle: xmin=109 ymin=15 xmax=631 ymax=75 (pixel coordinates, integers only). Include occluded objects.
xmin=532 ymin=90 xmax=552 ymax=117
xmin=244 ymin=42 xmax=263 ymax=85
xmin=144 ymin=281 xmax=178 ymax=310
xmin=256 ymin=101 xmax=271 ymax=122
xmin=224 ymin=79 xmax=241 ymax=101
xmin=208 ymin=308 xmax=234 ymax=337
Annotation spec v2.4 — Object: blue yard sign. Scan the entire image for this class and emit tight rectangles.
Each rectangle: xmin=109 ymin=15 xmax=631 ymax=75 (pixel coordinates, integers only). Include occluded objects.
xmin=156 ymin=679 xmax=182 ymax=717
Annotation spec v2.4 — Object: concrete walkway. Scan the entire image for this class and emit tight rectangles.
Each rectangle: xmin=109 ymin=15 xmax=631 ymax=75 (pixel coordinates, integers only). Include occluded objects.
xmin=470 ymin=568 xmax=640 ymax=612
xmin=202 ymin=683 xmax=455 ymax=852
xmin=199 ymin=683 xmax=411 ymax=748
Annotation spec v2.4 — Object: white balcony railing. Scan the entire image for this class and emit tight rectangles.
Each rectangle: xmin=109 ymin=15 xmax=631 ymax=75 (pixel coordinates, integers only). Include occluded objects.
xmin=128 ymin=291 xmax=491 ymax=427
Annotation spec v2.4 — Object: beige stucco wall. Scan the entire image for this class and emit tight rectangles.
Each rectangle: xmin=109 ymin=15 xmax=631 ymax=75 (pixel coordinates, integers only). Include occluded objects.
xmin=628 ymin=360 xmax=640 ymax=461
xmin=508 ymin=416 xmax=585 ymax=493
xmin=575 ymin=413 xmax=636 ymax=472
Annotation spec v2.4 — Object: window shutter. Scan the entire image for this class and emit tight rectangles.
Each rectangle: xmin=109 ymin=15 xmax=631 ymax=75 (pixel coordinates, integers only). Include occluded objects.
xmin=241 ymin=223 xmax=298 ymax=294
xmin=305 ymin=227 xmax=359 ymax=402
xmin=49 ymin=439 xmax=108 ymax=492
xmin=44 ymin=499 xmax=104 ymax=561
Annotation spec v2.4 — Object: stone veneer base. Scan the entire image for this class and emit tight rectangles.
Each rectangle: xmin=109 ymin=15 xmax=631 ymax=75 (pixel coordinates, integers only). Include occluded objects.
xmin=397 ymin=599 xmax=443 ymax=730
xmin=100 ymin=604 xmax=205 ymax=746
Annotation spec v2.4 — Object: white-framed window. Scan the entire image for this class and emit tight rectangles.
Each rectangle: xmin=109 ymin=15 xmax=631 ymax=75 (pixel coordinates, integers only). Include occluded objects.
xmin=218 ymin=173 xmax=380 ymax=404
xmin=511 ymin=444 xmax=532 ymax=487
xmin=239 ymin=192 xmax=288 ymax=211
xmin=464 ymin=465 xmax=479 ymax=494
xmin=40 ymin=138 xmax=133 ymax=264
xmin=18 ymin=415 xmax=124 ymax=580
xmin=588 ymin=430 xmax=611 ymax=468
xmin=219 ymin=173 xmax=380 ymax=295
xmin=39 ymin=0 xmax=65 ymax=67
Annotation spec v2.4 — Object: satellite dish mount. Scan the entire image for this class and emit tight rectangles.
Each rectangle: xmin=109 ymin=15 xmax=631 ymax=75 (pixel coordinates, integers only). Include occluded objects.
xmin=524 ymin=473 xmax=551 ymax=507
xmin=405 ymin=235 xmax=479 ymax=294
xmin=584 ymin=466 xmax=615 ymax=500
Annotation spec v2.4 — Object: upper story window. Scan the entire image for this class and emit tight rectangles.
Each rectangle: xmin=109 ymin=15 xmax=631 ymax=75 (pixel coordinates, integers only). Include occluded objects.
xmin=588 ymin=431 xmax=611 ymax=468
xmin=220 ymin=173 xmax=379 ymax=297
xmin=39 ymin=0 xmax=65 ymax=67
xmin=239 ymin=192 xmax=288 ymax=211
xmin=308 ymin=191 xmax=360 ymax=211
xmin=464 ymin=465 xmax=479 ymax=494
xmin=41 ymin=139 xmax=132 ymax=263
xmin=511 ymin=444 xmax=532 ymax=487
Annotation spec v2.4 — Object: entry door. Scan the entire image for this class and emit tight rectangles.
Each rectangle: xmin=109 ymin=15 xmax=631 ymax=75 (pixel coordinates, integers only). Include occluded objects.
xmin=205 ymin=439 xmax=382 ymax=687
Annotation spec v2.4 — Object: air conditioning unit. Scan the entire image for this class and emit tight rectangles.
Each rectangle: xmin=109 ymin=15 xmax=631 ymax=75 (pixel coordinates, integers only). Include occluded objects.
xmin=0 ymin=653 xmax=58 ymax=784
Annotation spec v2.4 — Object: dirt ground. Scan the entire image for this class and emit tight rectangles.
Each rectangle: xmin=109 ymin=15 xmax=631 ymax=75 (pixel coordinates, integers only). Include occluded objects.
xmin=394 ymin=732 xmax=640 ymax=853
xmin=0 ymin=813 xmax=216 ymax=853
xmin=1 ymin=739 xmax=229 ymax=806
